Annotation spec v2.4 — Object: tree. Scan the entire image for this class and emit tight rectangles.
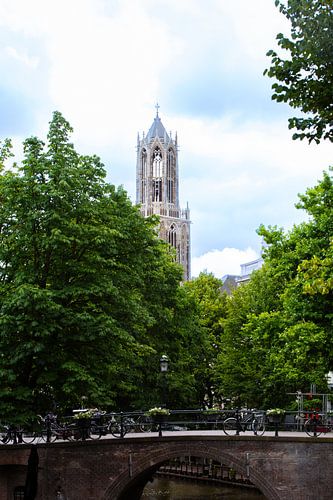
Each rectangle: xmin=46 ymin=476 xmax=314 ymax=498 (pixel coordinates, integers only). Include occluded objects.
xmin=215 ymin=265 xmax=288 ymax=408
xmin=182 ymin=272 xmax=228 ymax=407
xmin=214 ymin=166 xmax=333 ymax=408
xmin=256 ymin=170 xmax=333 ymax=396
xmin=0 ymin=112 xmax=189 ymax=422
xmin=265 ymin=0 xmax=333 ymax=143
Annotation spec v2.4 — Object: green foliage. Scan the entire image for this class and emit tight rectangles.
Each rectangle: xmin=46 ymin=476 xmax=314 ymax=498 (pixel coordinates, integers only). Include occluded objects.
xmin=0 ymin=112 xmax=195 ymax=422
xmin=182 ymin=272 xmax=228 ymax=407
xmin=265 ymin=0 xmax=333 ymax=143
xmin=213 ymin=169 xmax=333 ymax=409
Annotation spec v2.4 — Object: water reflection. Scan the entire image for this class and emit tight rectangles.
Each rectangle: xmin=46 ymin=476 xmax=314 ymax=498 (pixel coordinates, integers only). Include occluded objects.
xmin=142 ymin=477 xmax=266 ymax=499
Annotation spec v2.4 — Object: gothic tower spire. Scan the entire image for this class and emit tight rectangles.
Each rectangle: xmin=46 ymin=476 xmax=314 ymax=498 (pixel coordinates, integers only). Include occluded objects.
xmin=136 ymin=107 xmax=191 ymax=281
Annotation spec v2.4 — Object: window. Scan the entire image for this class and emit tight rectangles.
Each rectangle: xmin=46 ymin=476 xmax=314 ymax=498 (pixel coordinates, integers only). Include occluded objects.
xmin=152 ymin=179 xmax=162 ymax=202
xmin=166 ymin=149 xmax=175 ymax=203
xmin=141 ymin=149 xmax=147 ymax=177
xmin=13 ymin=487 xmax=25 ymax=499
xmin=152 ymin=148 xmax=162 ymax=177
xmin=168 ymin=224 xmax=177 ymax=248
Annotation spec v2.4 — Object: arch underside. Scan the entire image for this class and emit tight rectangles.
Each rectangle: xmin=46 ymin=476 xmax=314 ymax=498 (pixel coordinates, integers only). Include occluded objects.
xmin=104 ymin=442 xmax=281 ymax=500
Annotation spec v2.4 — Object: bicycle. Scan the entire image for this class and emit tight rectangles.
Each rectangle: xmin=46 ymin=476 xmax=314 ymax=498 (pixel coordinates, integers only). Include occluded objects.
xmin=108 ymin=413 xmax=141 ymax=437
xmin=0 ymin=424 xmax=35 ymax=444
xmin=137 ymin=414 xmax=153 ymax=433
xmin=223 ymin=409 xmax=265 ymax=436
xmin=304 ymin=413 xmax=333 ymax=437
xmin=71 ymin=410 xmax=108 ymax=440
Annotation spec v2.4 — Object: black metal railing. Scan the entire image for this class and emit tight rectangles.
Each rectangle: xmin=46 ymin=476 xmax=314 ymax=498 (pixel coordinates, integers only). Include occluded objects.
xmin=0 ymin=408 xmax=330 ymax=444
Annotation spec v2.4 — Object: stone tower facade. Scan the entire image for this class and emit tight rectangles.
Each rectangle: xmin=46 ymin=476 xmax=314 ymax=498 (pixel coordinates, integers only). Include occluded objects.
xmin=136 ymin=107 xmax=191 ymax=281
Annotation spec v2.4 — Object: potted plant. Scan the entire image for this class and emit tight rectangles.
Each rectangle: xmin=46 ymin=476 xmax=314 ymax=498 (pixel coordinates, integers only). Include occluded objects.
xmin=73 ymin=409 xmax=95 ymax=439
xmin=145 ymin=407 xmax=170 ymax=423
xmin=73 ymin=409 xmax=95 ymax=421
xmin=266 ymin=408 xmax=285 ymax=423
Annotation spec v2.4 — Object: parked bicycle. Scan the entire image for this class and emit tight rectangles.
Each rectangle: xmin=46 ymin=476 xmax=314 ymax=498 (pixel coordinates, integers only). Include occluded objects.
xmin=71 ymin=409 xmax=108 ymax=440
xmin=304 ymin=412 xmax=333 ymax=437
xmin=108 ymin=413 xmax=140 ymax=438
xmin=0 ymin=424 xmax=36 ymax=444
xmin=223 ymin=409 xmax=265 ymax=436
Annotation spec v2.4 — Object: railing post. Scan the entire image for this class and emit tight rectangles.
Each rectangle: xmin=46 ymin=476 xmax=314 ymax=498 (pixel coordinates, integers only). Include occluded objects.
xmin=236 ymin=408 xmax=240 ymax=436
xmin=313 ymin=412 xmax=317 ymax=438
xmin=46 ymin=417 xmax=51 ymax=443
xmin=120 ymin=412 xmax=125 ymax=438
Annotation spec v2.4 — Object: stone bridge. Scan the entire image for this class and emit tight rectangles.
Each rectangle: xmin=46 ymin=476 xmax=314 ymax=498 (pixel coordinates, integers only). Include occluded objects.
xmin=0 ymin=433 xmax=332 ymax=499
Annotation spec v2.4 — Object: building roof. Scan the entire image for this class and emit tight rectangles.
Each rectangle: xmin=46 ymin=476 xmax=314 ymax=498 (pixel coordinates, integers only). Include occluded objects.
xmin=146 ymin=111 xmax=170 ymax=143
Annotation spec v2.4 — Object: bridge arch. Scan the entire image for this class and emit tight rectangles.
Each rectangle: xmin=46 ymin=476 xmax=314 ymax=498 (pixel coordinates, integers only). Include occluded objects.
xmin=104 ymin=441 xmax=281 ymax=500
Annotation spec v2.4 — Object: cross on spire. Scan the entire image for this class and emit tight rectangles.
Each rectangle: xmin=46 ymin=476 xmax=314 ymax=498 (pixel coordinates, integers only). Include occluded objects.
xmin=155 ymin=102 xmax=160 ymax=117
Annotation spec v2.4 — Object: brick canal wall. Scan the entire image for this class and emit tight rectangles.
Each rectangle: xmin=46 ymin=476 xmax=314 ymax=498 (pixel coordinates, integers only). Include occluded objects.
xmin=0 ymin=435 xmax=332 ymax=499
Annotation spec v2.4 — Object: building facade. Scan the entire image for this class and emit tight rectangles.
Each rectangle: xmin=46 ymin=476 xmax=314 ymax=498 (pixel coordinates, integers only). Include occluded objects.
xmin=136 ymin=107 xmax=191 ymax=280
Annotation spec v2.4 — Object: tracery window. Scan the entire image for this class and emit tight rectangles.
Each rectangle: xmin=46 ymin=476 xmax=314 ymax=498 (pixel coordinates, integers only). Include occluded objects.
xmin=13 ymin=487 xmax=25 ymax=500
xmin=152 ymin=148 xmax=162 ymax=177
xmin=141 ymin=149 xmax=147 ymax=177
xmin=152 ymin=179 xmax=162 ymax=202
xmin=168 ymin=223 xmax=177 ymax=248
xmin=140 ymin=149 xmax=147 ymax=203
xmin=152 ymin=147 xmax=162 ymax=202
xmin=167 ymin=148 xmax=175 ymax=203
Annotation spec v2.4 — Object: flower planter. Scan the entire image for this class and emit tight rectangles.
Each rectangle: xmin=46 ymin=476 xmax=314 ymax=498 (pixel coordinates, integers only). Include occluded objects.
xmin=152 ymin=414 xmax=167 ymax=424
xmin=76 ymin=418 xmax=91 ymax=440
xmin=268 ymin=415 xmax=283 ymax=424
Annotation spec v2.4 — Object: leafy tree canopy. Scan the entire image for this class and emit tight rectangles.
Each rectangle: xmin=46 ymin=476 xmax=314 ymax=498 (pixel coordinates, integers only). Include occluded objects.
xmin=0 ymin=112 xmax=192 ymax=422
xmin=214 ymin=169 xmax=333 ymax=409
xmin=265 ymin=0 xmax=333 ymax=143
xmin=183 ymin=272 xmax=228 ymax=407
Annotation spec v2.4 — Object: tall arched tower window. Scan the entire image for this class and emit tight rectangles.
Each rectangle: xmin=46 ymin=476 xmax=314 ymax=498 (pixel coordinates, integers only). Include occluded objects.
xmin=168 ymin=223 xmax=177 ymax=248
xmin=152 ymin=147 xmax=162 ymax=202
xmin=167 ymin=148 xmax=175 ymax=203
xmin=140 ymin=149 xmax=147 ymax=203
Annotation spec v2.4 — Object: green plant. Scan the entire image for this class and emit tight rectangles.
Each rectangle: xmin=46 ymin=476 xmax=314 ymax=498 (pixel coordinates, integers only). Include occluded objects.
xmin=266 ymin=408 xmax=286 ymax=416
xmin=145 ymin=407 xmax=170 ymax=417
xmin=73 ymin=409 xmax=95 ymax=420
xmin=303 ymin=399 xmax=322 ymax=410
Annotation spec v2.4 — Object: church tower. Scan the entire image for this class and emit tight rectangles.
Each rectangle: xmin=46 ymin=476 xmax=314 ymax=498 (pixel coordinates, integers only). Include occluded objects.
xmin=136 ymin=106 xmax=191 ymax=281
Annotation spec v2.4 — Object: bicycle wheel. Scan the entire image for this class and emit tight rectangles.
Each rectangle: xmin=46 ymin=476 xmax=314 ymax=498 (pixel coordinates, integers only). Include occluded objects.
xmin=109 ymin=418 xmax=129 ymax=438
xmin=21 ymin=430 xmax=38 ymax=444
xmin=137 ymin=416 xmax=152 ymax=433
xmin=252 ymin=417 xmax=265 ymax=436
xmin=89 ymin=424 xmax=103 ymax=440
xmin=304 ymin=418 xmax=322 ymax=437
xmin=223 ymin=417 xmax=238 ymax=435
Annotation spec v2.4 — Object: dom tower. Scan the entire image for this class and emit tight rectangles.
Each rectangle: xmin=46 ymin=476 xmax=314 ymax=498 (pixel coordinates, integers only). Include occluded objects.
xmin=136 ymin=106 xmax=191 ymax=281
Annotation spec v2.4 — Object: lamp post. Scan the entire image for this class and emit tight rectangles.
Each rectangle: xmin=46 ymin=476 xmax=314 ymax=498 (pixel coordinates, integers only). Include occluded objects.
xmin=160 ymin=355 xmax=169 ymax=408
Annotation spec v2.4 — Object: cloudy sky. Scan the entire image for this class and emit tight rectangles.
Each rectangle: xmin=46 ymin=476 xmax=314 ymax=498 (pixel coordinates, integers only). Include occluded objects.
xmin=0 ymin=0 xmax=332 ymax=279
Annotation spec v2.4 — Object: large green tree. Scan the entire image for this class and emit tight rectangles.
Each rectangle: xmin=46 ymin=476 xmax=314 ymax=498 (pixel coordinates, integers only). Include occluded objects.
xmin=214 ymin=169 xmax=333 ymax=408
xmin=265 ymin=0 xmax=333 ymax=143
xmin=183 ymin=272 xmax=228 ymax=408
xmin=0 ymin=112 xmax=192 ymax=422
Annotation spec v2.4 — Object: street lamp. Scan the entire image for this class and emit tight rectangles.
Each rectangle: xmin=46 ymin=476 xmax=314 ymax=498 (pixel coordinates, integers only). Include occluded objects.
xmin=160 ymin=354 xmax=169 ymax=373
xmin=160 ymin=355 xmax=169 ymax=408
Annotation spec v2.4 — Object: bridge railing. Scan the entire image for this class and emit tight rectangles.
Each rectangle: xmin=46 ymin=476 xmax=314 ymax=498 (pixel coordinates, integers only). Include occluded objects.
xmin=0 ymin=408 xmax=327 ymax=443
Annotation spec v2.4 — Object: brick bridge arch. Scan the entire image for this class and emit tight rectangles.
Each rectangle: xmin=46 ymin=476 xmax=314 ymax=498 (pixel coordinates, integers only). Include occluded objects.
xmin=1 ymin=434 xmax=332 ymax=499
xmin=105 ymin=440 xmax=280 ymax=500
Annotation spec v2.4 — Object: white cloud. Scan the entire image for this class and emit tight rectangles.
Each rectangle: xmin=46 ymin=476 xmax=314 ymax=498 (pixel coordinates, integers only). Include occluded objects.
xmin=1 ymin=0 xmax=332 ymax=280
xmin=4 ymin=46 xmax=39 ymax=69
xmin=191 ymin=247 xmax=259 ymax=279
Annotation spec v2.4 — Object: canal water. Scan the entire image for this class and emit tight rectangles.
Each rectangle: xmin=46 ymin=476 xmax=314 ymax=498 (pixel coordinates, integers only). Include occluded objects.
xmin=142 ymin=477 xmax=266 ymax=499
